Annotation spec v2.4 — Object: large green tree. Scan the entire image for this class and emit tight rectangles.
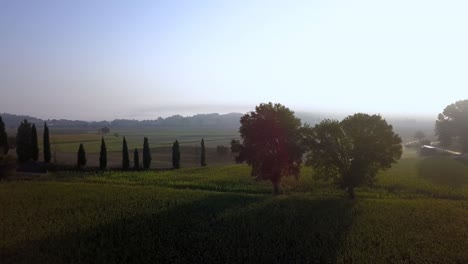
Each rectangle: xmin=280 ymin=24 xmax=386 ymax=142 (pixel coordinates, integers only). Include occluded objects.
xmin=122 ymin=137 xmax=129 ymax=170
xmin=237 ymin=103 xmax=305 ymax=195
xmin=77 ymin=144 xmax=87 ymax=168
xmin=172 ymin=140 xmax=181 ymax=169
xmin=43 ymin=122 xmax=51 ymax=163
xmin=200 ymin=138 xmax=206 ymax=167
xmin=16 ymin=120 xmax=32 ymax=163
xmin=305 ymin=113 xmax=402 ymax=198
xmin=99 ymin=137 xmax=107 ymax=170
xmin=143 ymin=137 xmax=151 ymax=169
xmin=0 ymin=116 xmax=8 ymax=154
xmin=31 ymin=124 xmax=39 ymax=161
xmin=435 ymin=99 xmax=468 ymax=152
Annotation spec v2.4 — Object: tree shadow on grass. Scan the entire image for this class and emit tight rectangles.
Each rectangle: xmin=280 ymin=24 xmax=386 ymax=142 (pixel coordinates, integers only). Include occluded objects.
xmin=2 ymin=195 xmax=355 ymax=264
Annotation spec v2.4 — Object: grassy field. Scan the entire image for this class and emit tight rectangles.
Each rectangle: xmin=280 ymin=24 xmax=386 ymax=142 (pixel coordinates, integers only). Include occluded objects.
xmin=8 ymin=127 xmax=239 ymax=167
xmin=1 ymin=152 xmax=467 ymax=263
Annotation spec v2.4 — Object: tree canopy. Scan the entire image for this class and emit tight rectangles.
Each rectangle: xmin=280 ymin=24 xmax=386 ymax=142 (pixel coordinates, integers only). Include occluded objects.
xmin=0 ymin=116 xmax=8 ymax=155
xmin=122 ymin=137 xmax=129 ymax=170
xmin=435 ymin=99 xmax=468 ymax=152
xmin=16 ymin=119 xmax=32 ymax=163
xmin=31 ymin=124 xmax=39 ymax=161
xmin=77 ymin=144 xmax=86 ymax=168
xmin=237 ymin=103 xmax=304 ymax=194
xmin=99 ymin=137 xmax=107 ymax=170
xmin=305 ymin=113 xmax=402 ymax=198
xmin=414 ymin=131 xmax=426 ymax=141
xmin=172 ymin=140 xmax=180 ymax=169
xmin=43 ymin=122 xmax=51 ymax=163
xmin=143 ymin=137 xmax=151 ymax=169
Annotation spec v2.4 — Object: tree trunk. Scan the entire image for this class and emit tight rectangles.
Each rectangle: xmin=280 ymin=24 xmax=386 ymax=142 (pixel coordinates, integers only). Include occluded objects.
xmin=272 ymin=181 xmax=280 ymax=195
xmin=347 ymin=186 xmax=355 ymax=199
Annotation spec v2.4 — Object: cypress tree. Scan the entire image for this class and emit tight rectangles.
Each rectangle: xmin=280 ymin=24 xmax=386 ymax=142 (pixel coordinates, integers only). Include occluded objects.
xmin=99 ymin=137 xmax=107 ymax=170
xmin=0 ymin=116 xmax=8 ymax=154
xmin=172 ymin=140 xmax=180 ymax=169
xmin=77 ymin=143 xmax=86 ymax=168
xmin=201 ymin=138 xmax=206 ymax=167
xmin=31 ymin=124 xmax=39 ymax=161
xmin=143 ymin=137 xmax=151 ymax=169
xmin=122 ymin=136 xmax=129 ymax=170
xmin=16 ymin=119 xmax=32 ymax=163
xmin=134 ymin=148 xmax=140 ymax=170
xmin=43 ymin=122 xmax=51 ymax=163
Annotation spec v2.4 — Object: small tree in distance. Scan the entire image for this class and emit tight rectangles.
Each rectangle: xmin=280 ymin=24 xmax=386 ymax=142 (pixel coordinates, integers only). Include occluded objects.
xmin=200 ymin=138 xmax=206 ymax=167
xmin=43 ymin=122 xmax=51 ymax=163
xmin=134 ymin=148 xmax=140 ymax=170
xmin=77 ymin=144 xmax=86 ymax=169
xmin=99 ymin=137 xmax=107 ymax=170
xmin=0 ymin=116 xmax=9 ymax=154
xmin=122 ymin=137 xmax=129 ymax=170
xmin=172 ymin=140 xmax=180 ymax=169
xmin=230 ymin=139 xmax=243 ymax=163
xmin=414 ymin=131 xmax=426 ymax=142
xmin=143 ymin=137 xmax=151 ymax=169
xmin=31 ymin=124 xmax=39 ymax=161
xmin=16 ymin=120 xmax=32 ymax=163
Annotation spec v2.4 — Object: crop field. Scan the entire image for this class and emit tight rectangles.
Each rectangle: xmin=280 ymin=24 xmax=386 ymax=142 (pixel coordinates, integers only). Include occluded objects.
xmin=9 ymin=127 xmax=239 ymax=167
xmin=1 ymin=153 xmax=468 ymax=263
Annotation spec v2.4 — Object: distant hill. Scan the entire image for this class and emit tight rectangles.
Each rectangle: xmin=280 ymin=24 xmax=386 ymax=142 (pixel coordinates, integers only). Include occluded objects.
xmin=0 ymin=112 xmax=435 ymax=140
xmin=0 ymin=112 xmax=244 ymax=129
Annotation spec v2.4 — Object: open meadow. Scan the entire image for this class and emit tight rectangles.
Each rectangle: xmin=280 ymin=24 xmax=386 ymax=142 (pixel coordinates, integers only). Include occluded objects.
xmin=1 ymin=150 xmax=467 ymax=263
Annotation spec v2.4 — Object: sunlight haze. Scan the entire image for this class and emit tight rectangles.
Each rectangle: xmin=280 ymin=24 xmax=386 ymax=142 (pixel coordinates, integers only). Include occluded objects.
xmin=1 ymin=0 xmax=467 ymax=120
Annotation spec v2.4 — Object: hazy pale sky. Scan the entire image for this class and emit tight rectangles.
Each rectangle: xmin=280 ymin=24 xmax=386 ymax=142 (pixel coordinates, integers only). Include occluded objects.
xmin=1 ymin=0 xmax=467 ymax=120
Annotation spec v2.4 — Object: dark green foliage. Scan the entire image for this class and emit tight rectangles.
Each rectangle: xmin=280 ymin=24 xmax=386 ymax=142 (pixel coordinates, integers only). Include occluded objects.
xmin=305 ymin=113 xmax=402 ymax=198
xmin=122 ymin=137 xmax=129 ymax=170
xmin=43 ymin=122 xmax=51 ymax=163
xmin=143 ymin=137 xmax=151 ymax=169
xmin=237 ymin=103 xmax=304 ymax=194
xmin=200 ymin=138 xmax=206 ymax=167
xmin=99 ymin=137 xmax=107 ymax=170
xmin=230 ymin=139 xmax=244 ymax=163
xmin=436 ymin=99 xmax=468 ymax=152
xmin=16 ymin=119 xmax=32 ymax=163
xmin=77 ymin=144 xmax=86 ymax=168
xmin=172 ymin=140 xmax=181 ymax=169
xmin=134 ymin=148 xmax=140 ymax=170
xmin=31 ymin=124 xmax=39 ymax=161
xmin=0 ymin=116 xmax=8 ymax=154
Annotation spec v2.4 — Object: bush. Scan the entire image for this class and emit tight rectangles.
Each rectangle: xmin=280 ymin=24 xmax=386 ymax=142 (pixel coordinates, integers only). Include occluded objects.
xmin=216 ymin=145 xmax=229 ymax=156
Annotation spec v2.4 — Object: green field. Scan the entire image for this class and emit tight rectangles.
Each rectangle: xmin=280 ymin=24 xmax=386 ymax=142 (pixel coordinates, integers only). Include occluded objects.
xmin=9 ymin=127 xmax=239 ymax=167
xmin=1 ymin=153 xmax=467 ymax=263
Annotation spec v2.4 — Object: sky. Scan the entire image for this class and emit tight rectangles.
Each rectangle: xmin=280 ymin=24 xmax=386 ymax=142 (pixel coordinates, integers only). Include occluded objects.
xmin=1 ymin=0 xmax=467 ymax=121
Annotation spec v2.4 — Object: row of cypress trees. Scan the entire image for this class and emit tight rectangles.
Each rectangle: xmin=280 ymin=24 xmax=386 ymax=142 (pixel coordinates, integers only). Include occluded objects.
xmin=3 ymin=118 xmax=52 ymax=163
xmin=78 ymin=137 xmax=207 ymax=170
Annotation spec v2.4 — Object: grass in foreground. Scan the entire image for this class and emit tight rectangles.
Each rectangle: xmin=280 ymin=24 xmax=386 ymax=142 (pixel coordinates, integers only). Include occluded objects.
xmin=1 ymin=155 xmax=467 ymax=263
